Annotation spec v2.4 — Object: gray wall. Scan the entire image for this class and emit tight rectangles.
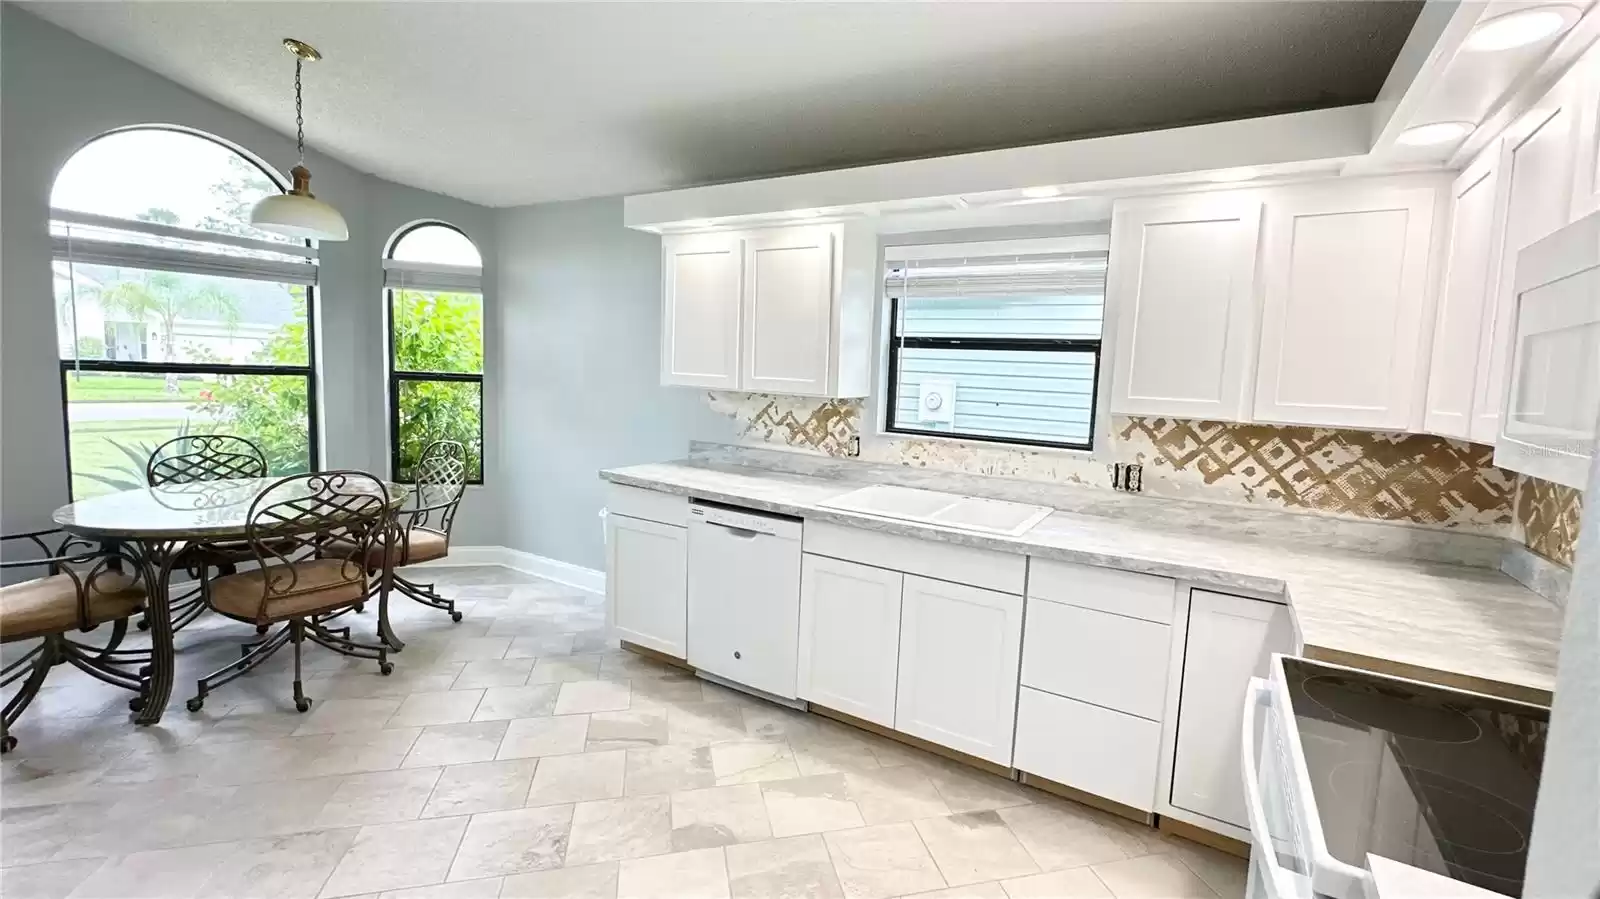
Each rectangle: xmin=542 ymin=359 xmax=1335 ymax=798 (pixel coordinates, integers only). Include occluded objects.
xmin=1 ymin=7 xmax=500 ymax=545
xmin=495 ymin=197 xmax=730 ymax=571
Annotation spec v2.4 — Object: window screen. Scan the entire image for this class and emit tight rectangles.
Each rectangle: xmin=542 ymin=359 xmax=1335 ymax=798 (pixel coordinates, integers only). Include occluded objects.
xmin=884 ymin=241 xmax=1108 ymax=450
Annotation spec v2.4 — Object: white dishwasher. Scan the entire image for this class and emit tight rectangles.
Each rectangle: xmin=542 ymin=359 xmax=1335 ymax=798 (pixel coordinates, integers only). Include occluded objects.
xmin=687 ymin=501 xmax=803 ymax=700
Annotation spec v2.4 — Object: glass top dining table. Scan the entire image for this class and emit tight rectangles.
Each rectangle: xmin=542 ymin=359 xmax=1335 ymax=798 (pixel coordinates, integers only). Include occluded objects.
xmin=50 ymin=477 xmax=419 ymax=724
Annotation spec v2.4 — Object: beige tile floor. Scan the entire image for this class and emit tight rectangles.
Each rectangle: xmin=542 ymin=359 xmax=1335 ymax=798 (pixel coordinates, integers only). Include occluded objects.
xmin=0 ymin=566 xmax=1247 ymax=899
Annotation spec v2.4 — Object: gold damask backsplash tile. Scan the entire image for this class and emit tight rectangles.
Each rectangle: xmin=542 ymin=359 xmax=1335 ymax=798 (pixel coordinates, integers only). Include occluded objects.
xmin=1117 ymin=417 xmax=1516 ymax=528
xmin=1514 ymin=476 xmax=1583 ymax=566
xmin=706 ymin=392 xmax=861 ymax=457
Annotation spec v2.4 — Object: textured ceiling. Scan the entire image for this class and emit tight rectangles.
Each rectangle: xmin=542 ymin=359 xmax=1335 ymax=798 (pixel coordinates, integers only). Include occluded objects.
xmin=23 ymin=1 xmax=1423 ymax=207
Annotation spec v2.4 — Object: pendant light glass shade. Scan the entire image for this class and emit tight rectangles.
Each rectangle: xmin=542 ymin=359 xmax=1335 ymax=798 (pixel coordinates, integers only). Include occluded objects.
xmin=252 ymin=165 xmax=349 ymax=240
xmin=250 ymin=38 xmax=347 ymax=242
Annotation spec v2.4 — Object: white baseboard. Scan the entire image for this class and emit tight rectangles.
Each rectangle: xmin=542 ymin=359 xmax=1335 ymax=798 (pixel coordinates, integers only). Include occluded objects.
xmin=412 ymin=545 xmax=605 ymax=596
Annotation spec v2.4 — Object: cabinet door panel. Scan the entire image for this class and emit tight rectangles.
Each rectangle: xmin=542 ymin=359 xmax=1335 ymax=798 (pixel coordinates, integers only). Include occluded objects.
xmin=1108 ymin=195 xmax=1262 ymax=420
xmin=1022 ymin=599 xmax=1170 ymax=720
xmin=895 ymin=575 xmax=1023 ymax=765
xmin=1254 ymin=186 xmax=1438 ymax=429
xmin=1426 ymin=148 xmax=1509 ymax=440
xmin=797 ymin=555 xmax=903 ymax=727
xmin=662 ymin=233 xmax=742 ymax=389
xmin=606 ymin=514 xmax=687 ymax=659
xmin=1474 ymin=85 xmax=1580 ymax=444
xmin=742 ymin=227 xmax=836 ymax=395
xmin=1170 ymin=590 xmax=1293 ymax=829
xmin=1569 ymin=47 xmax=1600 ymax=220
xmin=1015 ymin=687 xmax=1162 ymax=812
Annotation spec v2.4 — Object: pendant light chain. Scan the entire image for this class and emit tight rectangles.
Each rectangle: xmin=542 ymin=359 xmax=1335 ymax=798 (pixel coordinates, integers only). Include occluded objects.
xmin=294 ymin=56 xmax=306 ymax=166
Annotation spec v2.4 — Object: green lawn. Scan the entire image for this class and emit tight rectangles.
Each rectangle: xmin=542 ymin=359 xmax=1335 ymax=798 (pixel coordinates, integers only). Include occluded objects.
xmin=69 ymin=418 xmax=184 ymax=499
xmin=64 ymin=374 xmax=205 ymax=403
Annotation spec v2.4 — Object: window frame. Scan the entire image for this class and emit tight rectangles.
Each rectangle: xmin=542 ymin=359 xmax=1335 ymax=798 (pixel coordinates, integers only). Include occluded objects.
xmin=52 ymin=126 xmax=321 ymax=499
xmin=879 ymin=236 xmax=1109 ymax=453
xmin=383 ymin=220 xmax=485 ymax=486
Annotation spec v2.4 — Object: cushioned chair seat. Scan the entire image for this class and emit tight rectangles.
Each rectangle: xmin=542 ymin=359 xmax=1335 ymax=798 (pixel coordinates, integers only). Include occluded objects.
xmin=209 ymin=559 xmax=367 ymax=622
xmin=326 ymin=528 xmax=448 ymax=568
xmin=0 ymin=572 xmax=145 ymax=642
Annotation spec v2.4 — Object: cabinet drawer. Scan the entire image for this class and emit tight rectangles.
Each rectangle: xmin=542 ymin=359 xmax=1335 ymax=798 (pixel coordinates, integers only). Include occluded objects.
xmin=606 ymin=484 xmax=689 ymax=527
xmin=1021 ymin=600 xmax=1170 ymax=720
xmin=805 ymin=521 xmax=1025 ymax=595
xmin=1028 ymin=559 xmax=1175 ymax=623
xmin=1014 ymin=687 xmax=1161 ymax=812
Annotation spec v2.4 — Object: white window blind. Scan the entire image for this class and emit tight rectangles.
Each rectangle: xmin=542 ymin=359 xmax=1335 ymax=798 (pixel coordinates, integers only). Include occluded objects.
xmin=382 ymin=259 xmax=483 ymax=293
xmin=884 ymin=239 xmax=1109 ymax=449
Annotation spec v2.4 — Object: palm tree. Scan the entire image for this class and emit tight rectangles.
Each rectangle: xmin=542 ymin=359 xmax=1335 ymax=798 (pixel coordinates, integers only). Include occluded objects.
xmin=95 ymin=273 xmax=240 ymax=362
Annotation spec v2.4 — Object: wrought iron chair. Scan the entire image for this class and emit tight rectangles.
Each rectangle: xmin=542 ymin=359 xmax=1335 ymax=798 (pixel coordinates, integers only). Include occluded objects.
xmin=1 ymin=530 xmax=149 ymax=753
xmin=144 ymin=434 xmax=270 ymax=633
xmin=332 ymin=441 xmax=468 ymax=641
xmin=186 ymin=471 xmax=395 ymax=713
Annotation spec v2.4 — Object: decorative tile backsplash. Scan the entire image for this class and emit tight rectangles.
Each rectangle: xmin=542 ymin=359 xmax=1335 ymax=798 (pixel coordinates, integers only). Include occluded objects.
xmin=702 ymin=392 xmax=1581 ymax=564
xmin=1513 ymin=475 xmax=1583 ymax=567
xmin=1117 ymin=417 xmax=1516 ymax=530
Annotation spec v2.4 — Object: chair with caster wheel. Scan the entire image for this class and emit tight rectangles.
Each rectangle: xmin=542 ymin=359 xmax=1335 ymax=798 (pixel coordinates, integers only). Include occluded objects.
xmin=143 ymin=434 xmax=269 ymax=634
xmin=185 ymin=471 xmax=396 ymax=714
xmin=330 ymin=440 xmax=470 ymax=638
xmin=1 ymin=530 xmax=149 ymax=753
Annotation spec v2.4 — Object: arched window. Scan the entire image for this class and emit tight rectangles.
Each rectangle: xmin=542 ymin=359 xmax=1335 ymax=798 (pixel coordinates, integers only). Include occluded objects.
xmin=52 ymin=126 xmax=319 ymax=499
xmin=384 ymin=222 xmax=483 ymax=482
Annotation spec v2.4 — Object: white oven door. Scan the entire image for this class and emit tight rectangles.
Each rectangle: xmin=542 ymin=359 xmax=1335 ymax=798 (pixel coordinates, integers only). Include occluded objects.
xmin=1243 ymin=678 xmax=1313 ymax=899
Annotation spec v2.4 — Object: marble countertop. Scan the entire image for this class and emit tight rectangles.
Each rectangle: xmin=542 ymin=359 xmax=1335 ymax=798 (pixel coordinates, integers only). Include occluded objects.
xmin=601 ymin=460 xmax=1562 ymax=704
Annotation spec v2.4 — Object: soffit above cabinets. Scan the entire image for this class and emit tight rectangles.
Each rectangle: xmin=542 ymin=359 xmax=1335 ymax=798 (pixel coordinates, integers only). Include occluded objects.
xmin=627 ymin=0 xmax=1600 ymax=235
xmin=1359 ymin=0 xmax=1600 ymax=173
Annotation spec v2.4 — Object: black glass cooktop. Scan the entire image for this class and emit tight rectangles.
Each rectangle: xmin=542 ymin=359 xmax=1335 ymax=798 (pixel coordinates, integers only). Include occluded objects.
xmin=1282 ymin=657 xmax=1550 ymax=897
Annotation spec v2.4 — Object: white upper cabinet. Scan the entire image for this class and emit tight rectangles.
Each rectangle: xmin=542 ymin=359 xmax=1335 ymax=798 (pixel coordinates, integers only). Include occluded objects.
xmin=661 ymin=233 xmax=743 ymax=389
xmin=1253 ymin=182 xmax=1442 ymax=430
xmin=741 ymin=226 xmax=839 ymax=396
xmin=1494 ymin=214 xmax=1600 ymax=489
xmin=1425 ymin=146 xmax=1510 ymax=440
xmin=1474 ymin=75 xmax=1581 ymax=444
xmin=1568 ymin=46 xmax=1600 ymax=221
xmin=1107 ymin=194 xmax=1263 ymax=420
xmin=659 ymin=223 xmax=869 ymax=398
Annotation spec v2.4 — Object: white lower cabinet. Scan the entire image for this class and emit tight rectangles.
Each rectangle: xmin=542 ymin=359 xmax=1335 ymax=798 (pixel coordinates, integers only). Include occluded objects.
xmin=1022 ymin=598 xmax=1171 ymax=721
xmin=1014 ymin=687 xmax=1163 ymax=811
xmin=606 ymin=513 xmax=687 ymax=659
xmin=895 ymin=575 xmax=1023 ymax=765
xmin=797 ymin=554 xmax=903 ymax=727
xmin=1169 ymin=589 xmax=1295 ymax=829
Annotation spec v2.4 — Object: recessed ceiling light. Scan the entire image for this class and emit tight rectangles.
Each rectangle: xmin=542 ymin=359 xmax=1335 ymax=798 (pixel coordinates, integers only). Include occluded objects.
xmin=1397 ymin=121 xmax=1476 ymax=147
xmin=1464 ymin=5 xmax=1580 ymax=52
xmin=1207 ymin=167 xmax=1261 ymax=183
xmin=1021 ymin=186 xmax=1062 ymax=199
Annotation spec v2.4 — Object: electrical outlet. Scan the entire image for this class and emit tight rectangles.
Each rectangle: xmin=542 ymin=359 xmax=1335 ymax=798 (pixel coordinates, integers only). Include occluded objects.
xmin=846 ymin=436 xmax=861 ymax=457
xmin=1109 ymin=462 xmax=1143 ymax=493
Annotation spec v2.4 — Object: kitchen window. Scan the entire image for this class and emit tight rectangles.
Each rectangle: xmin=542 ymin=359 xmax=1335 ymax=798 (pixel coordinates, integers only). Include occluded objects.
xmin=384 ymin=222 xmax=485 ymax=483
xmin=883 ymin=236 xmax=1110 ymax=451
xmin=51 ymin=126 xmax=320 ymax=500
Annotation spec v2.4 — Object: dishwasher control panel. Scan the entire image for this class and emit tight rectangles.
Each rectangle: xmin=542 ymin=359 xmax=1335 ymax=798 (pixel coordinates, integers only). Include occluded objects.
xmin=689 ymin=503 xmax=802 ymax=540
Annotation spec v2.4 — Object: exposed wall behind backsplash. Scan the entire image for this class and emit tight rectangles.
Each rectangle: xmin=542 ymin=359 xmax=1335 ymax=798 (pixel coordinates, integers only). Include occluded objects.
xmin=704 ymin=391 xmax=1584 ymax=567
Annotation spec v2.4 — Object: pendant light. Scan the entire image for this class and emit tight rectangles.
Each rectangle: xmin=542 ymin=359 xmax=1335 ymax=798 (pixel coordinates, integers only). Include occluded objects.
xmin=250 ymin=38 xmax=349 ymax=241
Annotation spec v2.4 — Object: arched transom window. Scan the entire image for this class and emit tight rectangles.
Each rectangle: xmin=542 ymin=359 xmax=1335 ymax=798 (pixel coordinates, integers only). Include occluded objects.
xmin=51 ymin=126 xmax=319 ymax=499
xmin=384 ymin=222 xmax=484 ymax=482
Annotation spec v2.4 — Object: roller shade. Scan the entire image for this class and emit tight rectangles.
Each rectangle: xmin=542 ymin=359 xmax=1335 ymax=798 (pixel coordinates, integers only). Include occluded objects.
xmin=383 ymin=260 xmax=483 ymax=293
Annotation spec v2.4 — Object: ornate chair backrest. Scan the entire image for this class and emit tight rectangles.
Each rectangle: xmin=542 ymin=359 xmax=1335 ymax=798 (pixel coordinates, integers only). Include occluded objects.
xmin=407 ymin=440 xmax=468 ymax=539
xmin=1 ymin=529 xmax=143 ymax=637
xmin=147 ymin=435 xmax=268 ymax=486
xmin=243 ymin=472 xmax=389 ymax=622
